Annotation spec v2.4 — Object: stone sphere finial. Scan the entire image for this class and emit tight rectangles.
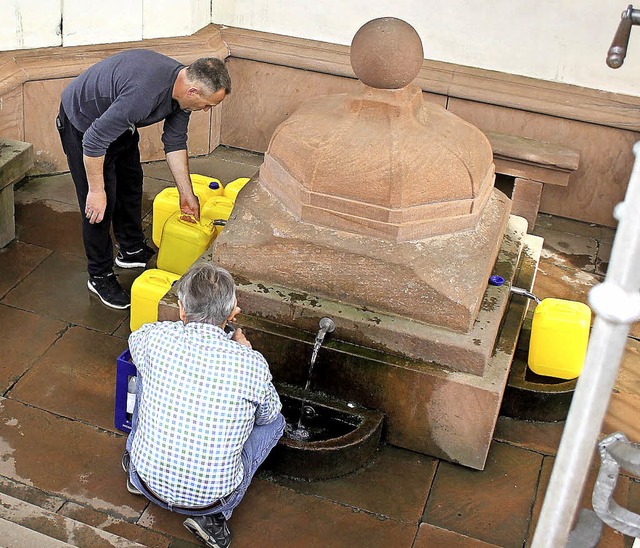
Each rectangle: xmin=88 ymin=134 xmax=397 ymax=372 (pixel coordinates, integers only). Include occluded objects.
xmin=350 ymin=17 xmax=424 ymax=89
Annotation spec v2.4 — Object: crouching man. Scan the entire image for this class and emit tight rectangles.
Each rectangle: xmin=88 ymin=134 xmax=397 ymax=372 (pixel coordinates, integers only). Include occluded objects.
xmin=124 ymin=261 xmax=284 ymax=548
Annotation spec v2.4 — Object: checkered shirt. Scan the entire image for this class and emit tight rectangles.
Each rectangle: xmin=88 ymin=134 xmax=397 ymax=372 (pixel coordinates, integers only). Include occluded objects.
xmin=128 ymin=321 xmax=281 ymax=507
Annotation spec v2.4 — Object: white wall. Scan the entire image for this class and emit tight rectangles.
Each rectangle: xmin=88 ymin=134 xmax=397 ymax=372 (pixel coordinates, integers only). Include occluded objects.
xmin=1 ymin=0 xmax=638 ymax=97
xmin=0 ymin=0 xmax=211 ymax=50
xmin=211 ymin=0 xmax=640 ymax=97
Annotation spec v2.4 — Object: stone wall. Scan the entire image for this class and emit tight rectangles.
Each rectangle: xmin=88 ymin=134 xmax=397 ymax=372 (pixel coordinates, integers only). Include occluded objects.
xmin=1 ymin=24 xmax=639 ymax=227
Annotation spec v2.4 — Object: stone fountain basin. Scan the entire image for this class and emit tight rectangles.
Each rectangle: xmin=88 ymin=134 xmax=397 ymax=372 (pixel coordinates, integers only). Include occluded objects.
xmin=266 ymin=383 xmax=385 ymax=481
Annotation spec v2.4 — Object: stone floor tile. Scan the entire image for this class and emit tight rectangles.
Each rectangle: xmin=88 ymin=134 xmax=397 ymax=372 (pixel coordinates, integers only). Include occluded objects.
xmin=424 ymin=441 xmax=543 ymax=547
xmin=532 ymin=258 xmax=601 ymax=304
xmin=535 ymin=225 xmax=598 ymax=272
xmin=530 ymin=456 xmax=629 ymax=547
xmin=137 ymin=504 xmax=203 ymax=544
xmin=0 ymin=240 xmax=51 ymax=299
xmin=616 ymin=338 xmax=640 ymax=397
xmin=142 ymin=149 xmax=262 ymax=188
xmin=15 ymin=173 xmax=78 ymax=206
xmin=15 ymin=200 xmax=85 ymax=257
xmin=269 ymin=443 xmax=438 ymax=522
xmin=0 ymin=475 xmax=65 ymax=512
xmin=628 ymin=479 xmax=640 ymax=514
xmin=603 ymin=392 xmax=640 ymax=441
xmin=59 ymin=502 xmax=175 ymax=548
xmin=140 ymin=478 xmax=418 ymax=547
xmin=0 ymin=304 xmax=66 ymax=394
xmin=2 ymin=252 xmax=132 ymax=333
xmin=9 ymin=326 xmax=127 ymax=432
xmin=187 ymin=155 xmax=260 ymax=185
xmin=112 ymin=317 xmax=132 ymax=340
xmin=534 ymin=214 xmax=604 ymax=241
xmin=595 ymin=239 xmax=611 ymax=277
xmin=493 ymin=416 xmax=565 ymax=456
xmin=206 ymin=145 xmax=264 ymax=167
xmin=0 ymin=398 xmax=144 ymax=520
xmin=413 ymin=523 xmax=501 ymax=547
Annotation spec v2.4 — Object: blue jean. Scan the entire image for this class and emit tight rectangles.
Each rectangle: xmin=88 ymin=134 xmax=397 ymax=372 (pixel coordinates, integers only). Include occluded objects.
xmin=127 ymin=411 xmax=285 ymax=520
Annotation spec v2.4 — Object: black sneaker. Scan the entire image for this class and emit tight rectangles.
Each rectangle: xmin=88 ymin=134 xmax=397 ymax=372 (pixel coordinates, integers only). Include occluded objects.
xmin=87 ymin=273 xmax=130 ymax=309
xmin=184 ymin=514 xmax=232 ymax=548
xmin=115 ymin=241 xmax=156 ymax=269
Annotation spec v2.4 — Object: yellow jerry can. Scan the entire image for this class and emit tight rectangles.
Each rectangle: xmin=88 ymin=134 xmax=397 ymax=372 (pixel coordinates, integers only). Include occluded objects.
xmin=130 ymin=269 xmax=181 ymax=332
xmin=151 ymin=174 xmax=223 ymax=247
xmin=528 ymin=298 xmax=592 ymax=379
xmin=156 ymin=212 xmax=216 ymax=275
xmin=223 ymin=177 xmax=251 ymax=201
xmin=201 ymin=196 xmax=235 ymax=236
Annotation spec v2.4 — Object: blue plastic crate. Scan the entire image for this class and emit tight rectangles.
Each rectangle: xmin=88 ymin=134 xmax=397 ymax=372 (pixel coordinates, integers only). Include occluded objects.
xmin=115 ymin=349 xmax=138 ymax=433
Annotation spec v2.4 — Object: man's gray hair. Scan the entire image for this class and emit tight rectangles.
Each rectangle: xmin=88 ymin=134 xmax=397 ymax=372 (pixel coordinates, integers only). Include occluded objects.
xmin=186 ymin=58 xmax=231 ymax=95
xmin=177 ymin=262 xmax=236 ymax=325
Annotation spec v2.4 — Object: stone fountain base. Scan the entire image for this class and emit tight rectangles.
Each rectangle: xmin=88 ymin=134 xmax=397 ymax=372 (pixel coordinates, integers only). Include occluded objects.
xmin=159 ymin=215 xmax=542 ymax=470
xmin=207 ymin=180 xmax=513 ymax=375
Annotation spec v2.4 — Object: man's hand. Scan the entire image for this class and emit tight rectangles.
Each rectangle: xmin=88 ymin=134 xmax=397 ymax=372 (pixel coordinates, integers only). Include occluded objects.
xmin=180 ymin=192 xmax=200 ymax=221
xmin=232 ymin=327 xmax=252 ymax=349
xmin=85 ymin=189 xmax=107 ymax=224
xmin=83 ymin=155 xmax=107 ymax=224
xmin=166 ymin=149 xmax=200 ymax=221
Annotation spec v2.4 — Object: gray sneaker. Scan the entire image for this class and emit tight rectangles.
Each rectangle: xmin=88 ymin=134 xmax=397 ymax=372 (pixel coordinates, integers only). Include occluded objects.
xmin=184 ymin=514 xmax=232 ymax=548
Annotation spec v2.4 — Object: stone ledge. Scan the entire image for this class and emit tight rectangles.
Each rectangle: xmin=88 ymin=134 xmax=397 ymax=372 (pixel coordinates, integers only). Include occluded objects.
xmin=0 ymin=139 xmax=33 ymax=190
xmin=0 ymin=139 xmax=33 ymax=247
xmin=486 ymin=131 xmax=580 ymax=187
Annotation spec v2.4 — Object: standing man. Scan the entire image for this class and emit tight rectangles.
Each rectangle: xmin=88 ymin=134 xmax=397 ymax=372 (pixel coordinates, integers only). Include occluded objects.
xmin=124 ymin=262 xmax=284 ymax=548
xmin=57 ymin=50 xmax=231 ymax=309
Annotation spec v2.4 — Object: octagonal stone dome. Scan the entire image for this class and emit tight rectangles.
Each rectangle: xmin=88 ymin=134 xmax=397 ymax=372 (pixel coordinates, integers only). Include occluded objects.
xmin=259 ymin=17 xmax=495 ymax=241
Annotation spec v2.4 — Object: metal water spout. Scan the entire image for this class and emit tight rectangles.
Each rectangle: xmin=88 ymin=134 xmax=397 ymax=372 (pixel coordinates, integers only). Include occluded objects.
xmin=306 ymin=317 xmax=336 ymax=392
xmin=290 ymin=317 xmax=337 ymax=438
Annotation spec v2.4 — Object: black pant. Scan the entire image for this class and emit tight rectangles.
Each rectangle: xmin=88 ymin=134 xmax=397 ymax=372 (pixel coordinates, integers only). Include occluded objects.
xmin=57 ymin=104 xmax=145 ymax=276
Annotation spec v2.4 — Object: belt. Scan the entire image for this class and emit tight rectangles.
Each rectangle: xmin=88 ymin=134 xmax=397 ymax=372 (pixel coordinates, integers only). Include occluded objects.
xmin=137 ymin=473 xmax=225 ymax=511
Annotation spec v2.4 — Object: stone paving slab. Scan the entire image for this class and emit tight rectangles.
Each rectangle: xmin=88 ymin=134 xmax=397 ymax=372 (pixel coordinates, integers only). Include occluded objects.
xmin=531 ymin=457 xmax=630 ymax=547
xmin=0 ymin=240 xmax=51 ymax=299
xmin=270 ymin=443 xmax=438 ymax=522
xmin=423 ymin=441 xmax=543 ymax=547
xmin=493 ymin=416 xmax=564 ymax=456
xmin=0 ymin=304 xmax=66 ymax=394
xmin=534 ymin=224 xmax=598 ymax=272
xmin=140 ymin=477 xmax=419 ymax=547
xmin=0 ymin=397 xmax=144 ymax=521
xmin=15 ymin=199 xmax=85 ymax=257
xmin=9 ymin=326 xmax=127 ymax=433
xmin=2 ymin=252 xmax=133 ymax=333
xmin=14 ymin=172 xmax=78 ymax=206
xmin=414 ymin=522 xmax=500 ymax=547
xmin=533 ymin=257 xmax=603 ymax=305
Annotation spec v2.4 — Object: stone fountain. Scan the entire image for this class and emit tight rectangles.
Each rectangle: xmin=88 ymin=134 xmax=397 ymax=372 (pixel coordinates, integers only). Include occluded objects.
xmin=160 ymin=17 xmax=542 ymax=472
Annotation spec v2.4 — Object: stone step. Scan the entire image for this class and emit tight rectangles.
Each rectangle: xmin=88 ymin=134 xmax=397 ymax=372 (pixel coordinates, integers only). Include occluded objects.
xmin=0 ymin=491 xmax=146 ymax=547
xmin=0 ymin=517 xmax=74 ymax=547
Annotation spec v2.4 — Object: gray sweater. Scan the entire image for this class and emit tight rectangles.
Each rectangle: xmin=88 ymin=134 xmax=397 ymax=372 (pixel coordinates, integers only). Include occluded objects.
xmin=61 ymin=49 xmax=190 ymax=157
